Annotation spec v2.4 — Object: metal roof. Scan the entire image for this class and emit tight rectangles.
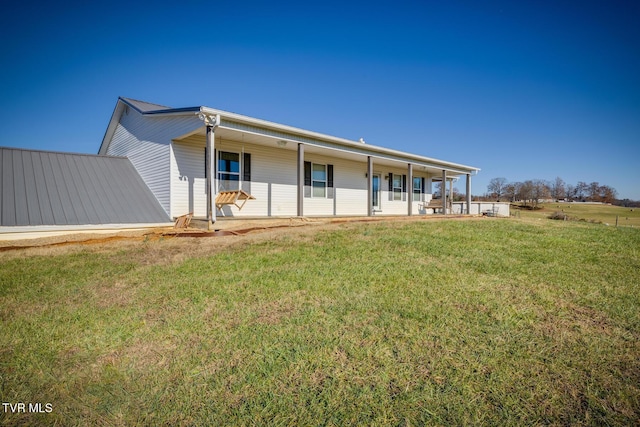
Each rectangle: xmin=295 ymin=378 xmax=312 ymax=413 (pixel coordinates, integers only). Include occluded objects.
xmin=120 ymin=97 xmax=174 ymax=113
xmin=104 ymin=97 xmax=480 ymax=174
xmin=0 ymin=147 xmax=170 ymax=227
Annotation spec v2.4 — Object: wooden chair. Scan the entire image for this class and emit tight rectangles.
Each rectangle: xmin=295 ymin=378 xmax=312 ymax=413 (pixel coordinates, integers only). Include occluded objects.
xmin=174 ymin=212 xmax=193 ymax=229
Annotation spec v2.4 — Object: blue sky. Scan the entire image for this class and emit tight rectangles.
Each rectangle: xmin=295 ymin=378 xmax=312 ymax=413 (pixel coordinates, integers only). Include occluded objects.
xmin=1 ymin=0 xmax=639 ymax=199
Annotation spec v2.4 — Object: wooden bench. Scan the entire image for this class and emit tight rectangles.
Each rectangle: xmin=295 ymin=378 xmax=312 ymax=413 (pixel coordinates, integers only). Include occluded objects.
xmin=422 ymin=199 xmax=450 ymax=213
xmin=215 ymin=190 xmax=256 ymax=214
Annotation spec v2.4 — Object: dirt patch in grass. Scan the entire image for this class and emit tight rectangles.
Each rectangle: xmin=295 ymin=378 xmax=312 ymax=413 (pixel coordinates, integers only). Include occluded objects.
xmin=92 ymin=280 xmax=136 ymax=309
xmin=251 ymin=292 xmax=307 ymax=325
xmin=0 ymin=215 xmax=485 ymax=264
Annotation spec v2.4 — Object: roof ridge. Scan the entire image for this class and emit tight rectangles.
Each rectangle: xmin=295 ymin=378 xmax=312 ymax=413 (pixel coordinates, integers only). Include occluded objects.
xmin=119 ymin=97 xmax=174 ymax=112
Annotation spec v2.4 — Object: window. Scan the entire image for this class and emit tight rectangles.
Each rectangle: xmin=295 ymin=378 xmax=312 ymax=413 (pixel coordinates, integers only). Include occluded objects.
xmin=389 ymin=173 xmax=407 ymax=201
xmin=304 ymin=162 xmax=334 ymax=198
xmin=393 ymin=174 xmax=403 ymax=201
xmin=413 ymin=177 xmax=422 ymax=201
xmin=218 ymin=151 xmax=240 ymax=190
xmin=312 ymin=163 xmax=326 ymax=197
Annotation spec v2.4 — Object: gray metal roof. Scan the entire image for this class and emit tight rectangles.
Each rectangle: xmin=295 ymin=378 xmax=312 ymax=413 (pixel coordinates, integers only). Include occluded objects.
xmin=120 ymin=97 xmax=173 ymax=113
xmin=0 ymin=147 xmax=170 ymax=227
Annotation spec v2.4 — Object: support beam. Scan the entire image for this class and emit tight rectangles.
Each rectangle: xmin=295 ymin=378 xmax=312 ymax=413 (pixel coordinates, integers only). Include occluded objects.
xmin=198 ymin=112 xmax=220 ymax=228
xmin=367 ymin=156 xmax=373 ymax=216
xmin=407 ymin=163 xmax=413 ymax=216
xmin=205 ymin=124 xmax=216 ymax=227
xmin=297 ymin=143 xmax=304 ymax=217
xmin=466 ymin=174 xmax=472 ymax=215
xmin=449 ymin=178 xmax=454 ymax=211
xmin=441 ymin=169 xmax=447 ymax=215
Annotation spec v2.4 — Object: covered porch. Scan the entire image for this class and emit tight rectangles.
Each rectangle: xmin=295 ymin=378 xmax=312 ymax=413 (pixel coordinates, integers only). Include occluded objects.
xmin=169 ymin=111 xmax=478 ymax=224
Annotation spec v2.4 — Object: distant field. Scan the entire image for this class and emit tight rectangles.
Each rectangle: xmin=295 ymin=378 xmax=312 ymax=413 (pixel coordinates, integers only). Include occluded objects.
xmin=513 ymin=202 xmax=640 ymax=227
xmin=1 ymin=218 xmax=639 ymax=425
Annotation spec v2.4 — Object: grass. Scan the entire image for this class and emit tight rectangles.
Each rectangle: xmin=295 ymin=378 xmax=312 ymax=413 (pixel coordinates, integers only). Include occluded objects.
xmin=1 ymin=218 xmax=639 ymax=426
xmin=513 ymin=202 xmax=640 ymax=227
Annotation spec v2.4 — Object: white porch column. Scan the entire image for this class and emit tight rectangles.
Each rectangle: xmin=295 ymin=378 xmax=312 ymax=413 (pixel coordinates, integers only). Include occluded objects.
xmin=466 ymin=174 xmax=472 ymax=214
xmin=297 ymin=143 xmax=304 ymax=217
xmin=441 ymin=169 xmax=447 ymax=215
xmin=206 ymin=125 xmax=214 ymax=225
xmin=367 ymin=156 xmax=373 ymax=216
xmin=449 ymin=178 xmax=454 ymax=211
xmin=200 ymin=113 xmax=220 ymax=228
xmin=407 ymin=163 xmax=413 ymax=216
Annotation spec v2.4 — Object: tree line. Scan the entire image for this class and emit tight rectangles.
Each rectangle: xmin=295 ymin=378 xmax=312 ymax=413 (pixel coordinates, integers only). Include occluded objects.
xmin=484 ymin=177 xmax=621 ymax=208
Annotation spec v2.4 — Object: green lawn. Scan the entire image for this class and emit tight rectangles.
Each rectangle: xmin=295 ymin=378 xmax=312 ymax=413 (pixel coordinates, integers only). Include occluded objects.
xmin=514 ymin=202 xmax=640 ymax=227
xmin=1 ymin=219 xmax=639 ymax=426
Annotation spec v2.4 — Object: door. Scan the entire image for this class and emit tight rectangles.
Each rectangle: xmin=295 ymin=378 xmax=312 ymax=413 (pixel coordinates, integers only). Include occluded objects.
xmin=372 ymin=174 xmax=381 ymax=210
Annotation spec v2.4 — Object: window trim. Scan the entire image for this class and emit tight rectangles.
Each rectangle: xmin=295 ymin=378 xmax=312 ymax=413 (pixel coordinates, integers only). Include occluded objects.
xmin=393 ymin=174 xmax=403 ymax=201
xmin=413 ymin=176 xmax=422 ymax=202
xmin=217 ymin=150 xmax=241 ymax=190
xmin=312 ymin=163 xmax=327 ymax=198
xmin=305 ymin=161 xmax=333 ymax=198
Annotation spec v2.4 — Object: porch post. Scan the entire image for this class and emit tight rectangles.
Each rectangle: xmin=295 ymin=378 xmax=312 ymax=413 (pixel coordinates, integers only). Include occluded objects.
xmin=466 ymin=173 xmax=471 ymax=214
xmin=297 ymin=143 xmax=304 ymax=217
xmin=205 ymin=120 xmax=217 ymax=228
xmin=441 ymin=169 xmax=447 ymax=215
xmin=449 ymin=178 xmax=454 ymax=212
xmin=367 ymin=156 xmax=373 ymax=216
xmin=407 ymin=163 xmax=413 ymax=216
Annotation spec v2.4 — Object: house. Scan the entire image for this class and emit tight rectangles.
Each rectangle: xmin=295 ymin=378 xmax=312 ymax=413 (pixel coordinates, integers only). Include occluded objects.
xmin=99 ymin=97 xmax=481 ymax=223
xmin=0 ymin=147 xmax=171 ymax=236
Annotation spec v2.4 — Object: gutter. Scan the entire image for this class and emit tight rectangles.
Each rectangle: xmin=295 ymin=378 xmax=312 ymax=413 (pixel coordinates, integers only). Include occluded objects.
xmin=199 ymin=106 xmax=480 ymax=174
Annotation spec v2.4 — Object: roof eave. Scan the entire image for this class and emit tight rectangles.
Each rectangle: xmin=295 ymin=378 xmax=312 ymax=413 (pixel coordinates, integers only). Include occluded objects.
xmin=200 ymin=106 xmax=480 ymax=174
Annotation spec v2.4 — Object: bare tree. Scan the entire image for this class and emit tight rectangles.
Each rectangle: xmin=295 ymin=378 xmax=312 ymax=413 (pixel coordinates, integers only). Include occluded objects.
xmin=588 ymin=182 xmax=601 ymax=202
xmin=433 ymin=181 xmax=442 ymax=198
xmin=550 ymin=177 xmax=566 ymax=201
xmin=487 ymin=177 xmax=508 ymax=201
xmin=452 ymin=187 xmax=465 ymax=201
xmin=599 ymin=185 xmax=617 ymax=204
xmin=565 ymin=184 xmax=575 ymax=201
xmin=575 ymin=181 xmax=588 ymax=201
xmin=518 ymin=181 xmax=534 ymax=207
xmin=504 ymin=182 xmax=518 ymax=202
xmin=531 ymin=179 xmax=550 ymax=207
xmin=480 ymin=176 xmax=618 ymax=206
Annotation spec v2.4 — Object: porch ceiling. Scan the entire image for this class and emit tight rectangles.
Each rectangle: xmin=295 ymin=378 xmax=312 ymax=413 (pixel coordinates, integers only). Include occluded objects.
xmin=178 ymin=126 xmax=472 ymax=177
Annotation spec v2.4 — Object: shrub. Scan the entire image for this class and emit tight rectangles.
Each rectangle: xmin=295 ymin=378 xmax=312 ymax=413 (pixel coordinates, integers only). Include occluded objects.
xmin=548 ymin=211 xmax=568 ymax=221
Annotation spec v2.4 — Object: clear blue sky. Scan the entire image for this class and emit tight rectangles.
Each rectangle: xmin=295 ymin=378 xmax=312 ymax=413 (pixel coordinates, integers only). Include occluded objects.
xmin=2 ymin=0 xmax=639 ymax=199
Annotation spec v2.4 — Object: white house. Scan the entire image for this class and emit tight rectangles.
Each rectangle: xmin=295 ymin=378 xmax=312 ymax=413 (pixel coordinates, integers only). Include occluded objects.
xmin=99 ymin=97 xmax=482 ymax=223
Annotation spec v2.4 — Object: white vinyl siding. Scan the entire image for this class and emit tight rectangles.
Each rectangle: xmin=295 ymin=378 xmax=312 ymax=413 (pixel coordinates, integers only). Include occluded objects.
xmin=105 ymin=108 xmax=201 ymax=215
xmin=303 ymin=154 xmax=366 ymax=216
xmin=219 ymin=141 xmax=297 ymax=217
xmin=170 ymin=138 xmax=372 ymax=218
xmin=379 ymin=169 xmax=430 ymax=215
xmin=170 ymin=140 xmax=207 ymax=218
xmin=169 ymin=135 xmax=436 ymax=218
xmin=172 ymin=138 xmax=300 ymax=218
